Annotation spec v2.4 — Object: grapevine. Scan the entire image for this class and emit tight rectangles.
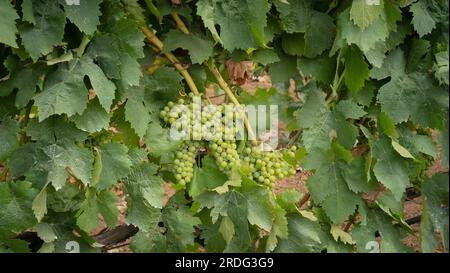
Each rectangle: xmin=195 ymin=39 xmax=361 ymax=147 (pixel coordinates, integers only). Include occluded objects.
xmin=0 ymin=0 xmax=448 ymax=254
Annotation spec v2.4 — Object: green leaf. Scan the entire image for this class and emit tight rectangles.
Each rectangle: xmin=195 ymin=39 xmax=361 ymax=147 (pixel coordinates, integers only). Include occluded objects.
xmin=62 ymin=0 xmax=102 ymax=35
xmin=34 ymin=62 xmax=88 ymax=122
xmin=265 ymin=206 xmax=289 ymax=252
xmin=410 ymin=0 xmax=436 ymax=37
xmin=196 ymin=0 xmax=269 ymax=51
xmin=240 ymin=178 xmax=275 ymax=232
xmin=0 ymin=117 xmax=20 ymax=161
xmin=336 ymin=8 xmax=389 ymax=54
xmin=76 ymin=189 xmax=118 ymax=232
xmin=87 ymin=18 xmax=144 ymax=87
xmin=163 ymin=30 xmax=214 ymax=64
xmin=433 ymin=49 xmax=449 ymax=85
xmin=21 ymin=0 xmax=35 ymax=25
xmin=71 ymin=99 xmax=111 ymax=133
xmin=40 ymin=143 xmax=93 ymax=190
xmin=25 ymin=117 xmax=88 ymax=144
xmin=144 ymin=122 xmax=181 ymax=158
xmin=274 ymin=1 xmax=335 ymax=58
xmin=306 ymin=149 xmax=361 ymax=223
xmin=219 ymin=216 xmax=235 ymax=244
xmin=144 ymin=66 xmax=183 ymax=102
xmin=190 ymin=157 xmax=228 ymax=198
xmin=18 ymin=0 xmax=66 ymax=60
xmin=124 ymin=86 xmax=151 ymax=138
xmin=79 ymin=56 xmax=116 ymax=111
xmin=196 ymin=0 xmax=222 ymax=43
xmin=275 ymin=214 xmax=325 ymax=252
xmin=370 ymin=48 xmax=406 ymax=80
xmin=130 ymin=230 xmax=166 ymax=252
xmin=344 ymin=46 xmax=369 ymax=93
xmin=372 ymin=135 xmax=409 ymax=200
xmin=0 ymin=0 xmax=19 ymax=47
xmin=163 ymin=206 xmax=201 ymax=250
xmin=274 ymin=0 xmax=311 ymax=33
xmin=437 ymin=129 xmax=449 ymax=168
xmin=377 ymin=73 xmax=448 ymax=127
xmin=298 ymin=54 xmax=335 ymax=85
xmin=95 ymin=143 xmax=132 ymax=190
xmin=304 ymin=12 xmax=335 ymax=58
xmin=252 ymin=48 xmax=280 ymax=65
xmin=268 ymin=52 xmax=298 ymax=83
xmin=32 ymin=185 xmax=48 ymax=222
xmin=420 ymin=173 xmax=449 ymax=252
xmin=391 ymin=140 xmax=415 ymax=159
xmin=353 ymin=208 xmax=412 ymax=252
xmin=335 ymin=100 xmax=367 ymax=120
xmin=276 ymin=189 xmax=301 ymax=213
xmin=295 ymin=86 xmax=359 ymax=150
xmin=0 ymin=181 xmax=38 ymax=238
xmin=378 ymin=112 xmax=398 ymax=139
xmin=126 ymin=163 xmax=165 ymax=209
xmin=198 ymin=191 xmax=252 ymax=251
xmin=350 ymin=0 xmax=384 ymax=29
xmin=0 ymin=68 xmax=42 ymax=108
xmin=35 ymin=223 xmax=57 ymax=243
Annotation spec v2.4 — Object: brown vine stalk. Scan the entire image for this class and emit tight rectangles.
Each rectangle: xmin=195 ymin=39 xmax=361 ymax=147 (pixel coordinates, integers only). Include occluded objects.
xmin=141 ymin=26 xmax=200 ymax=96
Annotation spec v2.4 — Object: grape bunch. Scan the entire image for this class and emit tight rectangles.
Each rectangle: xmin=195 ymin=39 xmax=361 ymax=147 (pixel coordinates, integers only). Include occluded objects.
xmin=160 ymin=95 xmax=299 ymax=188
xmin=173 ymin=141 xmax=199 ymax=186
xmin=243 ymin=146 xmax=297 ymax=188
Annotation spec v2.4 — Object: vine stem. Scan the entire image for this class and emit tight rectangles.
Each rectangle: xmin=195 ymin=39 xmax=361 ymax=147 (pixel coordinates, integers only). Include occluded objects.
xmin=210 ymin=64 xmax=258 ymax=146
xmin=297 ymin=192 xmax=310 ymax=209
xmin=171 ymin=13 xmax=190 ymax=34
xmin=326 ymin=49 xmax=344 ymax=104
xmin=343 ymin=214 xmax=357 ymax=232
xmin=141 ymin=26 xmax=200 ymax=96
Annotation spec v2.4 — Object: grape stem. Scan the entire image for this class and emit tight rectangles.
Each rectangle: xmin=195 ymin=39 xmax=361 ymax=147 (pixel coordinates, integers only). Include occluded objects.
xmin=297 ymin=192 xmax=310 ymax=209
xmin=141 ymin=26 xmax=200 ymax=96
xmin=209 ymin=64 xmax=258 ymax=146
xmin=171 ymin=13 xmax=190 ymax=34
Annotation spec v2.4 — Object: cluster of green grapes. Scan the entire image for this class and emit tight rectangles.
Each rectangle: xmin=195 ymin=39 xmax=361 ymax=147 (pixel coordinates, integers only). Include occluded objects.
xmin=160 ymin=95 xmax=298 ymax=187
xmin=209 ymin=139 xmax=240 ymax=174
xmin=243 ymin=146 xmax=297 ymax=188
xmin=173 ymin=141 xmax=199 ymax=186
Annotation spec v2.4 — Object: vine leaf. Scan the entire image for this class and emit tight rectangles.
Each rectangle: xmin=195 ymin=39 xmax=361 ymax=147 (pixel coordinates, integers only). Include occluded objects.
xmin=34 ymin=63 xmax=88 ymax=122
xmin=62 ymin=0 xmax=102 ymax=35
xmin=0 ymin=117 xmax=20 ymax=161
xmin=0 ymin=181 xmax=38 ymax=240
xmin=32 ymin=185 xmax=48 ymax=222
xmin=410 ymin=0 xmax=436 ymax=37
xmin=275 ymin=214 xmax=325 ymax=253
xmin=377 ymin=72 xmax=448 ymax=127
xmin=420 ymin=173 xmax=449 ymax=252
xmin=0 ymin=0 xmax=19 ymax=48
xmin=196 ymin=0 xmax=269 ymax=51
xmin=163 ymin=30 xmax=214 ymax=64
xmin=344 ymin=46 xmax=370 ymax=93
xmin=94 ymin=143 xmax=133 ymax=190
xmin=76 ymin=189 xmax=119 ymax=232
xmin=372 ymin=135 xmax=409 ymax=201
xmin=349 ymin=0 xmax=384 ymax=29
xmin=18 ymin=0 xmax=66 ymax=61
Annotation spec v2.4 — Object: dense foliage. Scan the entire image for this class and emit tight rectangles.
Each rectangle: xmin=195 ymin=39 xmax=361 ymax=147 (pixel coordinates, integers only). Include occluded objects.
xmin=0 ymin=0 xmax=448 ymax=253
